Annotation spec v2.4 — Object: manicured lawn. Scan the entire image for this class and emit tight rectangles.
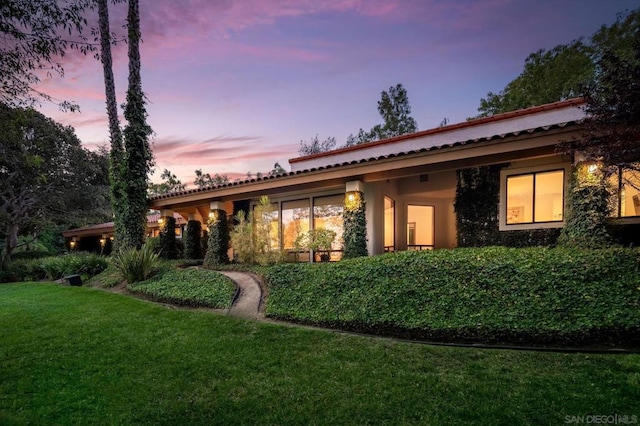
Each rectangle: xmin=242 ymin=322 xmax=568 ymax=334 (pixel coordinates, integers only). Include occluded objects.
xmin=0 ymin=283 xmax=638 ymax=425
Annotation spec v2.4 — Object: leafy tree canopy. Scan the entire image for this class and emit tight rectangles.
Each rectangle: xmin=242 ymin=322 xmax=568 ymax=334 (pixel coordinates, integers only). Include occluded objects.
xmin=562 ymin=31 xmax=640 ymax=168
xmin=298 ymin=135 xmax=337 ymax=156
xmin=148 ymin=169 xmax=186 ymax=196
xmin=0 ymin=0 xmax=94 ymax=110
xmin=345 ymin=83 xmax=418 ymax=147
xmin=194 ymin=169 xmax=229 ymax=188
xmin=476 ymin=8 xmax=640 ymax=117
xmin=0 ymin=104 xmax=111 ymax=261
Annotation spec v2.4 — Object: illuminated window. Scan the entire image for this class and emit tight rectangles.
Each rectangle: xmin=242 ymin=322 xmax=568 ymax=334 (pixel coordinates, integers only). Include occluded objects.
xmin=506 ymin=170 xmax=564 ymax=224
xmin=313 ymin=195 xmax=343 ymax=260
xmin=406 ymin=205 xmax=434 ymax=250
xmin=611 ymin=166 xmax=640 ymax=217
xmin=282 ymin=199 xmax=310 ymax=249
xmin=384 ymin=197 xmax=395 ymax=252
xmin=253 ymin=202 xmax=279 ymax=251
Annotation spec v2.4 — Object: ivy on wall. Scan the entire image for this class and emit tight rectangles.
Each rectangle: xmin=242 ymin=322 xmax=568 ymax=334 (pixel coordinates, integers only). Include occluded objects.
xmin=557 ymin=164 xmax=613 ymax=248
xmin=184 ymin=220 xmax=202 ymax=260
xmin=204 ymin=209 xmax=230 ymax=267
xmin=200 ymin=229 xmax=209 ymax=259
xmin=342 ymin=191 xmax=368 ymax=258
xmin=455 ymin=165 xmax=561 ymax=247
xmin=159 ymin=216 xmax=177 ymax=259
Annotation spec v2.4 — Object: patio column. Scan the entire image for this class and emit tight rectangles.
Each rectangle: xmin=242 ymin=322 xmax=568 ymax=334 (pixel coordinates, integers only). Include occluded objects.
xmin=158 ymin=209 xmax=177 ymax=259
xmin=343 ymin=180 xmax=368 ymax=258
xmin=204 ymin=201 xmax=230 ymax=266
xmin=184 ymin=214 xmax=202 ymax=260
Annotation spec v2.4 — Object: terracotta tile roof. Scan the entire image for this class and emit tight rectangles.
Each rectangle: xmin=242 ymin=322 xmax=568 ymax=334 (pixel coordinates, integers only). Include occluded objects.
xmin=63 ymin=212 xmax=186 ymax=237
xmin=290 ymin=97 xmax=586 ymax=164
xmin=149 ymin=98 xmax=586 ymax=201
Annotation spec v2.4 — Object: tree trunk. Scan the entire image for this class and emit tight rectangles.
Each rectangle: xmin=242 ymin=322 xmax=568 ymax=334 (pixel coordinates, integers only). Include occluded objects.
xmin=97 ymin=0 xmax=126 ymax=250
xmin=122 ymin=0 xmax=153 ymax=249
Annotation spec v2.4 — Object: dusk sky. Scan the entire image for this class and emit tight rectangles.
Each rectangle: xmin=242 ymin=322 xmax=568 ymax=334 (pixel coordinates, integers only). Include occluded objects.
xmin=37 ymin=0 xmax=637 ymax=185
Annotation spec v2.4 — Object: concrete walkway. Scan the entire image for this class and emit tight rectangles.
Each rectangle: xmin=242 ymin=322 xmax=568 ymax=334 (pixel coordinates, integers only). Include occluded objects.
xmin=219 ymin=271 xmax=263 ymax=319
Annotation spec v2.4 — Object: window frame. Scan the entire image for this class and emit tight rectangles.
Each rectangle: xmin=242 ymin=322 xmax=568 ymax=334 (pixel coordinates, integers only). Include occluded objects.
xmin=499 ymin=164 xmax=570 ymax=231
xmin=611 ymin=165 xmax=640 ymax=220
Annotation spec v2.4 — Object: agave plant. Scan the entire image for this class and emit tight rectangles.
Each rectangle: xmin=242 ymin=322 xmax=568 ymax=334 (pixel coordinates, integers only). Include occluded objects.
xmin=112 ymin=243 xmax=160 ymax=284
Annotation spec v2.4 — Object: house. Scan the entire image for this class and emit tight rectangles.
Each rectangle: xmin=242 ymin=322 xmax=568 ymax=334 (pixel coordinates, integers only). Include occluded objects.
xmin=62 ymin=212 xmax=187 ymax=254
xmin=64 ymin=98 xmax=640 ymax=258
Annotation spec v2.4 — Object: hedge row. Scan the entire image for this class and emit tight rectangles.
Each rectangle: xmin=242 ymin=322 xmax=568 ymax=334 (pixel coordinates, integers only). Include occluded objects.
xmin=264 ymin=247 xmax=640 ymax=347
xmin=2 ymin=252 xmax=108 ymax=283
xmin=128 ymin=268 xmax=236 ymax=309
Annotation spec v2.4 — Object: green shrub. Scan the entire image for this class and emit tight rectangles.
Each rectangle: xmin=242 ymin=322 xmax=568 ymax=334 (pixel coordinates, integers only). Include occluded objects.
xmin=3 ymin=252 xmax=108 ymax=282
xmin=265 ymin=247 xmax=640 ymax=347
xmin=204 ymin=210 xmax=229 ymax=267
xmin=184 ymin=220 xmax=202 ymax=260
xmin=159 ymin=216 xmax=178 ymax=259
xmin=128 ymin=268 xmax=236 ymax=308
xmin=230 ymin=210 xmax=255 ymax=264
xmin=113 ymin=244 xmax=160 ymax=284
xmin=86 ymin=263 xmax=124 ymax=288
xmin=10 ymin=250 xmax=52 ymax=261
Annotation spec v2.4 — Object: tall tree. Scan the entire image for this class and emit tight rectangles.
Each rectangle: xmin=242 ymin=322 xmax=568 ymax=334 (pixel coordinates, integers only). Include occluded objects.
xmin=345 ymin=83 xmax=418 ymax=147
xmin=561 ymin=32 xmax=640 ymax=168
xmin=557 ymin=31 xmax=640 ymax=248
xmin=0 ymin=0 xmax=93 ymax=110
xmin=268 ymin=162 xmax=287 ymax=177
xmin=476 ymin=8 xmax=640 ymax=117
xmin=298 ymin=135 xmax=336 ymax=156
xmin=148 ymin=169 xmax=186 ymax=196
xmin=0 ymin=105 xmax=111 ymax=265
xmin=477 ymin=41 xmax=594 ymax=117
xmin=374 ymin=83 xmax=418 ymax=138
xmin=194 ymin=169 xmax=230 ymax=188
xmin=121 ymin=0 xmax=153 ymax=249
xmin=97 ymin=0 xmax=127 ymax=248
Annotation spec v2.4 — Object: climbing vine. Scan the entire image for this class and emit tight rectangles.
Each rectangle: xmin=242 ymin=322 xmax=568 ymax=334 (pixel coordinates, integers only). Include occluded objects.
xmin=557 ymin=163 xmax=614 ymax=248
xmin=184 ymin=220 xmax=202 ymax=259
xmin=455 ymin=165 xmax=561 ymax=247
xmin=342 ymin=191 xmax=368 ymax=258
xmin=204 ymin=210 xmax=230 ymax=267
xmin=159 ymin=216 xmax=177 ymax=259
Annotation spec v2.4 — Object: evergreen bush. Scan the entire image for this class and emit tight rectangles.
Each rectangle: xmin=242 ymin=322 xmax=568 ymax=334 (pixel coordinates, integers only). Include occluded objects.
xmin=265 ymin=246 xmax=640 ymax=347
xmin=204 ymin=210 xmax=230 ymax=267
xmin=184 ymin=220 xmax=202 ymax=260
xmin=158 ymin=216 xmax=178 ymax=259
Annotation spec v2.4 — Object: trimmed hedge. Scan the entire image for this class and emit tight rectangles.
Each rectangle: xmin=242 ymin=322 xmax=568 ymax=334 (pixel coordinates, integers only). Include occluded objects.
xmin=128 ymin=268 xmax=236 ymax=309
xmin=264 ymin=247 xmax=640 ymax=347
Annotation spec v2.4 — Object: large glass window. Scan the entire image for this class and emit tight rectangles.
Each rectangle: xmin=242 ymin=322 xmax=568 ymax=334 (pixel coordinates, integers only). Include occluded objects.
xmin=611 ymin=166 xmax=640 ymax=217
xmin=406 ymin=205 xmax=434 ymax=250
xmin=506 ymin=170 xmax=564 ymax=224
xmin=254 ymin=202 xmax=279 ymax=251
xmin=384 ymin=197 xmax=395 ymax=252
xmin=282 ymin=199 xmax=310 ymax=249
xmin=313 ymin=195 xmax=344 ymax=260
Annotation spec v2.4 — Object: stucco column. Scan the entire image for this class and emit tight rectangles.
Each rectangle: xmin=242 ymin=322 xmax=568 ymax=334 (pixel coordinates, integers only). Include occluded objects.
xmin=343 ymin=180 xmax=368 ymax=258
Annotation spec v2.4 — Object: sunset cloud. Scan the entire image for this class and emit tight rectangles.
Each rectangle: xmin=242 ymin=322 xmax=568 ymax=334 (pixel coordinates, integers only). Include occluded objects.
xmin=30 ymin=0 xmax=635 ymax=187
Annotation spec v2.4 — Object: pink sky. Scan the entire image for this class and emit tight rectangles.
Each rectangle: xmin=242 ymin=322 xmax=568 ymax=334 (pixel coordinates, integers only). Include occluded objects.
xmin=37 ymin=0 xmax=637 ymax=186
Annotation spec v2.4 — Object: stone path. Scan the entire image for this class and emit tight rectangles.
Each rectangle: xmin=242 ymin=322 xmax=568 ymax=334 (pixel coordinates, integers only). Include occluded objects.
xmin=219 ymin=271 xmax=263 ymax=319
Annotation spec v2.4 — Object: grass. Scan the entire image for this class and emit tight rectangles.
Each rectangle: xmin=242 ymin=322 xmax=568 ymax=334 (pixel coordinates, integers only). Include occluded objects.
xmin=0 ymin=283 xmax=638 ymax=425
